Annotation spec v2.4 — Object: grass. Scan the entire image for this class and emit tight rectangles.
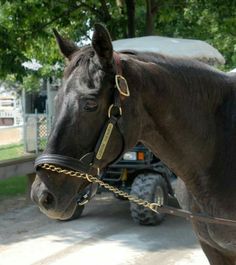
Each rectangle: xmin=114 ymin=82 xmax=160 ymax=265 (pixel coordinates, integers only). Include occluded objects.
xmin=0 ymin=144 xmax=32 ymax=200
xmin=0 ymin=143 xmax=25 ymax=161
xmin=0 ymin=139 xmax=47 ymax=161
xmin=0 ymin=175 xmax=27 ymax=199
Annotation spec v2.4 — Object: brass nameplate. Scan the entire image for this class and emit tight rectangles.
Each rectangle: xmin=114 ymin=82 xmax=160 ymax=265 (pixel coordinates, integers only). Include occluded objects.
xmin=96 ymin=123 xmax=114 ymax=160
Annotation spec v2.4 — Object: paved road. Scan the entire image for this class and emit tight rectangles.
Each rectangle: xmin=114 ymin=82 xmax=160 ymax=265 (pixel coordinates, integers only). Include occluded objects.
xmin=0 ymin=193 xmax=209 ymax=265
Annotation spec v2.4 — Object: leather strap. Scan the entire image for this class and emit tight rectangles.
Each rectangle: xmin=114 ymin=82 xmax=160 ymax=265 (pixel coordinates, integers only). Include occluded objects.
xmin=113 ymin=52 xmax=129 ymax=99
xmin=35 ymin=153 xmax=94 ymax=174
xmin=114 ymin=52 xmax=122 ymax=76
xmin=151 ymin=204 xmax=236 ymax=227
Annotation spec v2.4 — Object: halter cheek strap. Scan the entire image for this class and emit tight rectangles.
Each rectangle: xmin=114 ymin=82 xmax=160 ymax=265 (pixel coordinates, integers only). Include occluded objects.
xmin=91 ymin=52 xmax=131 ymax=169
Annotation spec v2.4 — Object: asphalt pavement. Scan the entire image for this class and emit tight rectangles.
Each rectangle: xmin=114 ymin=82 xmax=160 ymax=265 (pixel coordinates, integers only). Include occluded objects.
xmin=0 ymin=193 xmax=209 ymax=265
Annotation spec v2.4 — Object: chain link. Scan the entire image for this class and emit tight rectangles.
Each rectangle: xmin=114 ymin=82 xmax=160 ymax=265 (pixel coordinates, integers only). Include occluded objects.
xmin=40 ymin=163 xmax=162 ymax=213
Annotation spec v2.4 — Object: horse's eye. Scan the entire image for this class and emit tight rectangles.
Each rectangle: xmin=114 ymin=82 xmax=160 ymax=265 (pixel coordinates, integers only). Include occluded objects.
xmin=84 ymin=100 xmax=98 ymax=112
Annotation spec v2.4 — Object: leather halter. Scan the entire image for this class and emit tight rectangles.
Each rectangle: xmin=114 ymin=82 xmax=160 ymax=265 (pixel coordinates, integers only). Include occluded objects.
xmin=35 ymin=52 xmax=129 ymax=176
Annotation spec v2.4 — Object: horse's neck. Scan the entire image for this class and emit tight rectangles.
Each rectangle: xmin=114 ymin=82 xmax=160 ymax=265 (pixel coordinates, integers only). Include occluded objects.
xmin=130 ymin=58 xmax=235 ymax=202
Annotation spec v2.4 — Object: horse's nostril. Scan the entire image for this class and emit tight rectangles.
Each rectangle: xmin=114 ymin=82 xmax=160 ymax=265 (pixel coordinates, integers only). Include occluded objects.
xmin=39 ymin=191 xmax=55 ymax=210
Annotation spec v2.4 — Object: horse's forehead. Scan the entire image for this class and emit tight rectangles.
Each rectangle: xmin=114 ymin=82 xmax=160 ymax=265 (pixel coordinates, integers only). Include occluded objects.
xmin=64 ymin=46 xmax=95 ymax=78
xmin=62 ymin=61 xmax=102 ymax=95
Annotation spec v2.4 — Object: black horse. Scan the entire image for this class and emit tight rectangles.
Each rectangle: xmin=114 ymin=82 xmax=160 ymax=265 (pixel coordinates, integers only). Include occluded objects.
xmin=31 ymin=24 xmax=236 ymax=265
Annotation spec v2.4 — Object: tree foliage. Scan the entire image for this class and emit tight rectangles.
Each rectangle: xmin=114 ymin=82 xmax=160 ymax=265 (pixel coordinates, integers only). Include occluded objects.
xmin=0 ymin=0 xmax=125 ymax=81
xmin=154 ymin=0 xmax=236 ymax=70
xmin=0 ymin=0 xmax=235 ymax=89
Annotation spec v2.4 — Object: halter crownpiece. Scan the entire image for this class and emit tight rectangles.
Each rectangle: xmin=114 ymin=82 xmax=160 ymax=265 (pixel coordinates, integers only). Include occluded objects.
xmin=115 ymin=75 xmax=130 ymax=97
xmin=113 ymin=52 xmax=130 ymax=98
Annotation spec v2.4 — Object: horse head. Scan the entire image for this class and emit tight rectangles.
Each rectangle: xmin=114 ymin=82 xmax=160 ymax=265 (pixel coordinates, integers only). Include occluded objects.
xmin=31 ymin=24 xmax=141 ymax=220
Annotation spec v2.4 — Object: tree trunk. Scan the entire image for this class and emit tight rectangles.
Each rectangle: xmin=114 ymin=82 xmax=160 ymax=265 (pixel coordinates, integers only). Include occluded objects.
xmin=99 ymin=0 xmax=112 ymax=22
xmin=145 ymin=0 xmax=158 ymax=35
xmin=125 ymin=0 xmax=135 ymax=38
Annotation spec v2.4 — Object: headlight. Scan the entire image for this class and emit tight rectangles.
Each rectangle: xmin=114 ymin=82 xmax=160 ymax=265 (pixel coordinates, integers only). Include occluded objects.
xmin=123 ymin=151 xmax=137 ymax=161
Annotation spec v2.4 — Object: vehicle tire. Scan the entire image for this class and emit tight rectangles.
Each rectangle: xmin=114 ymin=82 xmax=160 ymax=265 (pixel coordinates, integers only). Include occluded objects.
xmin=130 ymin=173 xmax=168 ymax=225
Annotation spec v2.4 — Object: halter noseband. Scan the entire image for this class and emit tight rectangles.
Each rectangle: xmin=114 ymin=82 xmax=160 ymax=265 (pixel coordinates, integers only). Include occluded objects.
xmin=35 ymin=52 xmax=129 ymax=176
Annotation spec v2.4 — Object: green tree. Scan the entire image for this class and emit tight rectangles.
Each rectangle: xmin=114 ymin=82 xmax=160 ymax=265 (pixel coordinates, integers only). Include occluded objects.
xmin=154 ymin=0 xmax=236 ymax=70
xmin=0 ymin=0 xmax=236 ymax=88
xmin=0 ymin=0 xmax=127 ymax=82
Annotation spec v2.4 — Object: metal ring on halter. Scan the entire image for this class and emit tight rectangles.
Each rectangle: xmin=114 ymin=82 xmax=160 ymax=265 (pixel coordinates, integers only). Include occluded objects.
xmin=108 ymin=104 xmax=122 ymax=118
xmin=115 ymin=75 xmax=130 ymax=97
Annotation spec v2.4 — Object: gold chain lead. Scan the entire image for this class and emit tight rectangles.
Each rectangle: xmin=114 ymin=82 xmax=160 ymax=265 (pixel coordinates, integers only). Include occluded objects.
xmin=40 ymin=163 xmax=162 ymax=212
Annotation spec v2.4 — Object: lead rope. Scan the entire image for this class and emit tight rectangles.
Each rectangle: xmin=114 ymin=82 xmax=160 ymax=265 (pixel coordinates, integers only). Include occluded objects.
xmin=40 ymin=163 xmax=156 ymax=209
xmin=40 ymin=163 xmax=236 ymax=227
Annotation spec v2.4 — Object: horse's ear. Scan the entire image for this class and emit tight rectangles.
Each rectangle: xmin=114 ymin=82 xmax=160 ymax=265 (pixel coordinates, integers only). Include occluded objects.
xmin=92 ymin=23 xmax=113 ymax=65
xmin=53 ymin=29 xmax=79 ymax=59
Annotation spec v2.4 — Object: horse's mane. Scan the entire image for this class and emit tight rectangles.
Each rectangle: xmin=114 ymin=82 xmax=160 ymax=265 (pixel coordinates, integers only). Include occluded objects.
xmin=65 ymin=45 xmax=234 ymax=109
xmin=119 ymin=49 xmax=226 ymax=81
xmin=119 ymin=49 xmax=234 ymax=109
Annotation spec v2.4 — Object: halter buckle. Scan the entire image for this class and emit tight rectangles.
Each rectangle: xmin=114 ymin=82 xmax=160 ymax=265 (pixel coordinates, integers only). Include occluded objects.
xmin=115 ymin=75 xmax=130 ymax=97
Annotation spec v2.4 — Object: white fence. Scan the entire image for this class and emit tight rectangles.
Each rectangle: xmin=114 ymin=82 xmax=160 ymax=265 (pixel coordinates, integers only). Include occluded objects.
xmin=0 ymin=114 xmax=48 ymax=154
xmin=24 ymin=114 xmax=48 ymax=154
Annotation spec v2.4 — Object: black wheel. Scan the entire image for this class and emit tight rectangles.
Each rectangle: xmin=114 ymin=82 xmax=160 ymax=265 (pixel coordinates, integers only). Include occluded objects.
xmin=130 ymin=173 xmax=168 ymax=225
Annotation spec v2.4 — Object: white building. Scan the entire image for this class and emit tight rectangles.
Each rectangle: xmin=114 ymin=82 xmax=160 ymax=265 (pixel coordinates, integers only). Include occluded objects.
xmin=0 ymin=87 xmax=23 ymax=126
